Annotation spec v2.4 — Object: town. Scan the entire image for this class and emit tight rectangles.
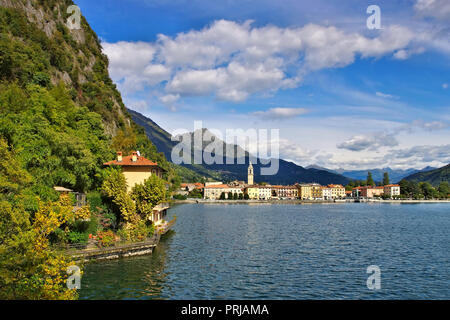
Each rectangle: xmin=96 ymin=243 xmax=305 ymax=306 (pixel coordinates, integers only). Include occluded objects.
xmin=177 ymin=163 xmax=401 ymax=201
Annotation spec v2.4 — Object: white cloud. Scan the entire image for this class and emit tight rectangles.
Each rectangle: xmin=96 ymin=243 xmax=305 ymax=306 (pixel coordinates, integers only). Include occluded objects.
xmin=375 ymin=91 xmax=395 ymax=99
xmin=252 ymin=107 xmax=308 ymax=120
xmin=414 ymin=0 xmax=450 ymax=20
xmin=337 ymin=133 xmax=399 ymax=151
xmin=103 ymin=20 xmax=418 ymax=104
xmin=443 ymin=83 xmax=448 ymax=89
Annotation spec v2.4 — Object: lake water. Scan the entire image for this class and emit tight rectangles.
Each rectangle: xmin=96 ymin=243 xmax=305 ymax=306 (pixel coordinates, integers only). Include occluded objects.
xmin=79 ymin=203 xmax=449 ymax=299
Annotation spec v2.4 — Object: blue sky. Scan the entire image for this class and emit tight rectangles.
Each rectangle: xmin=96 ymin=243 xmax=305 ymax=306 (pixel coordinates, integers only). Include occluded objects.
xmin=74 ymin=0 xmax=449 ymax=170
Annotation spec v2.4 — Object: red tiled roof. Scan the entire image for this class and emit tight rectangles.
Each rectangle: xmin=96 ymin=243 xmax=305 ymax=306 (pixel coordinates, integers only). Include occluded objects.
xmin=384 ymin=184 xmax=400 ymax=187
xmin=104 ymin=155 xmax=159 ymax=167
xmin=204 ymin=184 xmax=231 ymax=189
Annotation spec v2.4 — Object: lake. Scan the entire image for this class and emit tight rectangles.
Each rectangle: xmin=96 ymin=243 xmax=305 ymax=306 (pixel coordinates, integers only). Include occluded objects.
xmin=79 ymin=203 xmax=449 ymax=299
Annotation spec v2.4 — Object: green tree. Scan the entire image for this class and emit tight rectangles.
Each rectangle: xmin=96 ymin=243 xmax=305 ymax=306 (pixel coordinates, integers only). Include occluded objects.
xmin=219 ymin=192 xmax=225 ymax=200
xmin=131 ymin=175 xmax=167 ymax=220
xmin=367 ymin=172 xmax=375 ymax=186
xmin=228 ymin=192 xmax=233 ymax=199
xmin=238 ymin=193 xmax=243 ymax=200
xmin=233 ymin=192 xmax=238 ymax=200
xmin=438 ymin=181 xmax=449 ymax=198
xmin=382 ymin=172 xmax=390 ymax=185
xmin=244 ymin=193 xmax=249 ymax=200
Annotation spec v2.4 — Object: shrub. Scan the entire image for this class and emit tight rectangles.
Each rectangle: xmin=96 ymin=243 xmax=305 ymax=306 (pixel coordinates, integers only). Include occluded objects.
xmin=96 ymin=230 xmax=116 ymax=247
xmin=173 ymin=194 xmax=187 ymax=200
xmin=67 ymin=231 xmax=88 ymax=244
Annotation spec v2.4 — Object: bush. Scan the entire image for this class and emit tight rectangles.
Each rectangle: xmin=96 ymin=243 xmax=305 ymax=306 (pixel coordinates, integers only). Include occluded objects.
xmin=96 ymin=230 xmax=116 ymax=247
xmin=173 ymin=194 xmax=187 ymax=200
xmin=67 ymin=231 xmax=88 ymax=244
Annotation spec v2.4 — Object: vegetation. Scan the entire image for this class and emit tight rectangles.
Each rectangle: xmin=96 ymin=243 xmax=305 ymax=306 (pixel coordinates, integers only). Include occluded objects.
xmin=403 ymin=164 xmax=450 ymax=186
xmin=399 ymin=179 xmax=449 ymax=199
xmin=0 ymin=2 xmax=178 ymax=299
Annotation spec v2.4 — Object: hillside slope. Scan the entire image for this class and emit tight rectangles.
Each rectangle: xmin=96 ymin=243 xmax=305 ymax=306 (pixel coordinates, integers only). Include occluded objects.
xmin=129 ymin=109 xmax=350 ymax=185
xmin=0 ymin=0 xmax=179 ymax=198
xmin=403 ymin=164 xmax=450 ymax=186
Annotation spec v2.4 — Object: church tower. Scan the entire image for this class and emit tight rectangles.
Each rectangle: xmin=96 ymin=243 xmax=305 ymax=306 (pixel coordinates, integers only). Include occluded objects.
xmin=248 ymin=161 xmax=254 ymax=185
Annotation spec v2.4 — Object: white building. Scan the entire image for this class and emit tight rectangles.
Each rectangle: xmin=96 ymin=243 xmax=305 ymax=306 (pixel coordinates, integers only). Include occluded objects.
xmin=384 ymin=184 xmax=401 ymax=197
xmin=204 ymin=184 xmax=243 ymax=199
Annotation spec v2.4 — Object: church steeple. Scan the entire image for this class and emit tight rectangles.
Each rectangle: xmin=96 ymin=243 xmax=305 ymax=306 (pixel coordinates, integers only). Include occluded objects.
xmin=248 ymin=161 xmax=254 ymax=185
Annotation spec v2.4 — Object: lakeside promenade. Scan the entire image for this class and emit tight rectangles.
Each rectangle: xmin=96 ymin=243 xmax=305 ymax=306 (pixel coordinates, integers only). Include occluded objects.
xmin=173 ymin=198 xmax=450 ymax=204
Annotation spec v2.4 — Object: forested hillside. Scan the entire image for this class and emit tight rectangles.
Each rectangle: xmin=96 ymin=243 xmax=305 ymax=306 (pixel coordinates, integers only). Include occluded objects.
xmin=0 ymin=0 xmax=184 ymax=200
xmin=0 ymin=0 xmax=183 ymax=299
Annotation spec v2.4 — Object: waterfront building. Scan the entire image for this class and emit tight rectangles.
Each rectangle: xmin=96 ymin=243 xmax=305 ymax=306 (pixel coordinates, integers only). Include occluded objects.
xmin=245 ymin=186 xmax=259 ymax=199
xmin=298 ymin=184 xmax=313 ymax=200
xmin=104 ymin=151 xmax=166 ymax=192
xmin=384 ymin=184 xmax=401 ymax=197
xmin=359 ymin=186 xmax=384 ymax=198
xmin=271 ymin=185 xmax=299 ymax=199
xmin=322 ymin=186 xmax=332 ymax=200
xmin=245 ymin=185 xmax=272 ymax=200
xmin=328 ymin=184 xmax=346 ymax=199
xmin=204 ymin=184 xmax=243 ymax=199
xmin=248 ymin=162 xmax=254 ymax=185
xmin=311 ymin=184 xmax=323 ymax=200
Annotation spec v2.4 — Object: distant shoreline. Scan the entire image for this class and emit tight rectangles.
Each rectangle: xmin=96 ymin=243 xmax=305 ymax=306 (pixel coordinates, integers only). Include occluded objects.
xmin=172 ymin=199 xmax=450 ymax=205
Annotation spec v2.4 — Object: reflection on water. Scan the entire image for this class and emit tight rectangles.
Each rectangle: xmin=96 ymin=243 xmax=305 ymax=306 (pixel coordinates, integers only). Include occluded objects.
xmin=80 ymin=232 xmax=174 ymax=300
xmin=80 ymin=203 xmax=450 ymax=300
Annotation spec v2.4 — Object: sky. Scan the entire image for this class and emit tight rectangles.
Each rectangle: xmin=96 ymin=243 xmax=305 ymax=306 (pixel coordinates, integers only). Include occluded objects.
xmin=74 ymin=0 xmax=450 ymax=170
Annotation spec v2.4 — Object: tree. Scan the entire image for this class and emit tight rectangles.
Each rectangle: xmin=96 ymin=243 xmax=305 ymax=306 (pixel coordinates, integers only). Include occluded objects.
xmin=438 ymin=182 xmax=449 ymax=198
xmin=382 ymin=172 xmax=390 ymax=186
xmin=219 ymin=192 xmax=225 ymax=200
xmin=238 ymin=193 xmax=243 ymax=200
xmin=100 ymin=167 xmax=136 ymax=224
xmin=131 ymin=175 xmax=167 ymax=220
xmin=244 ymin=193 xmax=249 ymax=200
xmin=228 ymin=192 xmax=233 ymax=199
xmin=233 ymin=192 xmax=238 ymax=200
xmin=367 ymin=172 xmax=375 ymax=186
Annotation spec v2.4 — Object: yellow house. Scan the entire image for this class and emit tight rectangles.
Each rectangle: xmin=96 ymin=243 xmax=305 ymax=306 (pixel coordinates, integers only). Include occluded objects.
xmin=104 ymin=151 xmax=166 ymax=192
xmin=245 ymin=186 xmax=259 ymax=199
xmin=298 ymin=184 xmax=313 ymax=200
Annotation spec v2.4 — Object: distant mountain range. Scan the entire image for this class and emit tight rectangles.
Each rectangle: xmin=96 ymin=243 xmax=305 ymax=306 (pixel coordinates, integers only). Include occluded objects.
xmin=306 ymin=165 xmax=437 ymax=183
xmin=403 ymin=164 xmax=450 ymax=186
xmin=129 ymin=109 xmax=350 ymax=185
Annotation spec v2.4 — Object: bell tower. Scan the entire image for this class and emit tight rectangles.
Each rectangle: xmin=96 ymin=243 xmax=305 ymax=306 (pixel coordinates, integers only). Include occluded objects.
xmin=248 ymin=161 xmax=254 ymax=185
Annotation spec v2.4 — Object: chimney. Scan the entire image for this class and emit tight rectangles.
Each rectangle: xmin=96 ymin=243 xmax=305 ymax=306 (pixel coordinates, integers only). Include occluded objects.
xmin=132 ymin=151 xmax=138 ymax=162
xmin=117 ymin=151 xmax=122 ymax=162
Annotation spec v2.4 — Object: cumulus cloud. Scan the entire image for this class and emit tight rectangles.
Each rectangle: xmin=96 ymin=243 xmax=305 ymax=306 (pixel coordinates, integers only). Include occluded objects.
xmin=443 ymin=83 xmax=448 ymax=89
xmin=102 ymin=20 xmax=417 ymax=105
xmin=414 ymin=0 xmax=450 ymax=20
xmin=252 ymin=107 xmax=308 ymax=120
xmin=337 ymin=133 xmax=399 ymax=151
xmin=385 ymin=144 xmax=450 ymax=164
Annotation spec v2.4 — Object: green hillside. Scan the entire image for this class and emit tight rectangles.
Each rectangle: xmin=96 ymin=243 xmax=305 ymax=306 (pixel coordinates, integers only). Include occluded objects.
xmin=403 ymin=164 xmax=450 ymax=186
xmin=0 ymin=0 xmax=184 ymax=200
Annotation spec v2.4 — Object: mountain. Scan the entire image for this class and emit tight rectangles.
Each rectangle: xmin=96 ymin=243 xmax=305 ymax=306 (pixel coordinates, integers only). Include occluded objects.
xmin=0 ymin=0 xmax=183 ymax=195
xmin=129 ymin=109 xmax=350 ymax=185
xmin=307 ymin=165 xmax=437 ymax=183
xmin=403 ymin=164 xmax=450 ymax=186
